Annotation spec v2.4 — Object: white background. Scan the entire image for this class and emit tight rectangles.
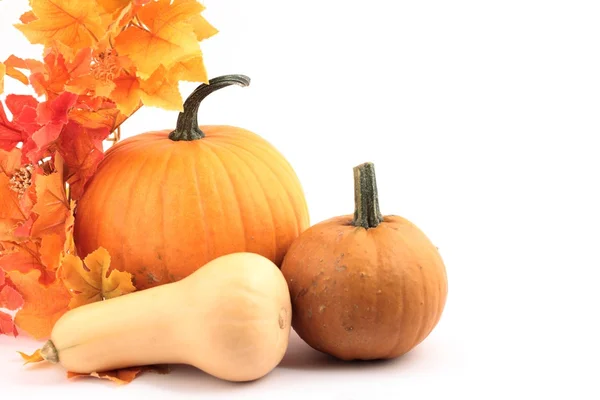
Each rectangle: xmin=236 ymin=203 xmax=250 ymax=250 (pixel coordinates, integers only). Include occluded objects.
xmin=1 ymin=0 xmax=600 ymax=398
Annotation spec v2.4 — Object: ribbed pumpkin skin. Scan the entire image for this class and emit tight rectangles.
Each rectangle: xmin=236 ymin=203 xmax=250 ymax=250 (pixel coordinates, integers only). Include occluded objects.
xmin=74 ymin=125 xmax=310 ymax=290
xmin=281 ymin=215 xmax=447 ymax=361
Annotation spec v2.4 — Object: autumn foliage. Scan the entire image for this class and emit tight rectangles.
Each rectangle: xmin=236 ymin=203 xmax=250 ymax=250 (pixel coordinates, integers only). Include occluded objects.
xmin=0 ymin=0 xmax=217 ymax=350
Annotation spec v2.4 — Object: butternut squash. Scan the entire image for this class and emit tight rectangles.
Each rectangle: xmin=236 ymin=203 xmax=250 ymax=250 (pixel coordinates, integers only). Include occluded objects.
xmin=39 ymin=252 xmax=292 ymax=382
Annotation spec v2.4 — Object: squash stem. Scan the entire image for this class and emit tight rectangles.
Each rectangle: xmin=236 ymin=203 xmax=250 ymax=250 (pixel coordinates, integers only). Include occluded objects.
xmin=40 ymin=340 xmax=59 ymax=364
xmin=352 ymin=162 xmax=384 ymax=229
xmin=169 ymin=74 xmax=251 ymax=141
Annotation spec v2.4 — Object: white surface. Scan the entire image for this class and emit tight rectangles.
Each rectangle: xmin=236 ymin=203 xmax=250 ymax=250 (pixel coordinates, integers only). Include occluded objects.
xmin=1 ymin=0 xmax=600 ymax=398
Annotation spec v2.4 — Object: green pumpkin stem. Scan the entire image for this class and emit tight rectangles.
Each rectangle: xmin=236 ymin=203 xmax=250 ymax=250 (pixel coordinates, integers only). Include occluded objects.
xmin=169 ymin=74 xmax=251 ymax=141
xmin=352 ymin=162 xmax=384 ymax=229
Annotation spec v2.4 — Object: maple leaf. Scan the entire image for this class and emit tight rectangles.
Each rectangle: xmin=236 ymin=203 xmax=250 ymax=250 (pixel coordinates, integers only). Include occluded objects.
xmin=7 ymin=269 xmax=70 ymax=340
xmin=60 ymin=247 xmax=136 ymax=309
xmin=0 ymin=149 xmax=34 ymax=236
xmin=6 ymin=95 xmax=41 ymax=137
xmin=62 ymin=200 xmax=76 ymax=258
xmin=109 ymin=73 xmax=142 ymax=115
xmin=19 ymin=349 xmax=45 ymax=364
xmin=0 ymin=62 xmax=5 ymax=95
xmin=140 ymin=65 xmax=184 ymax=111
xmin=0 ymin=311 xmax=19 ymax=336
xmin=30 ymin=153 xmax=69 ymax=238
xmin=97 ymin=0 xmax=131 ymax=14
xmin=0 ymin=101 xmax=25 ymax=151
xmin=69 ymin=107 xmax=121 ymax=131
xmin=39 ymin=233 xmax=64 ymax=273
xmin=167 ymin=54 xmax=208 ymax=83
xmin=15 ymin=0 xmax=109 ymax=52
xmin=0 ymin=285 xmax=25 ymax=311
xmin=3 ymin=55 xmax=45 ymax=86
xmin=0 ymin=241 xmax=54 ymax=284
xmin=0 ymin=268 xmax=25 ymax=333
xmin=29 ymin=50 xmax=70 ymax=99
xmin=57 ymin=121 xmax=108 ymax=200
xmin=114 ymin=0 xmax=203 ymax=78
xmin=27 ymin=92 xmax=78 ymax=162
xmin=67 ymin=365 xmax=170 ymax=385
xmin=189 ymin=10 xmax=219 ymax=42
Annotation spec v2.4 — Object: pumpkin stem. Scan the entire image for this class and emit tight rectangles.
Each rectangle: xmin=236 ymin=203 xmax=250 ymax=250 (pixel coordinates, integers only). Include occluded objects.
xmin=352 ymin=162 xmax=384 ymax=229
xmin=169 ymin=74 xmax=251 ymax=141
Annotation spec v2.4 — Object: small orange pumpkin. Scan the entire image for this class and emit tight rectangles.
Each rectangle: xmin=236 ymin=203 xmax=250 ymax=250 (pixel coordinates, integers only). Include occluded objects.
xmin=74 ymin=75 xmax=310 ymax=289
xmin=281 ymin=162 xmax=448 ymax=361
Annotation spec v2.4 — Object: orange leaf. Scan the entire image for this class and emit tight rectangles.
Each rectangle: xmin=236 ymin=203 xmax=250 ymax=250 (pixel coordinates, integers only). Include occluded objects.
xmin=96 ymin=0 xmax=130 ymax=14
xmin=19 ymin=349 xmax=45 ymax=364
xmin=114 ymin=0 xmax=202 ymax=78
xmin=20 ymin=11 xmax=38 ymax=24
xmin=7 ymin=269 xmax=70 ymax=340
xmin=14 ymin=0 xmax=109 ymax=52
xmin=69 ymin=108 xmax=120 ymax=131
xmin=62 ymin=200 xmax=76 ymax=258
xmin=30 ymin=154 xmax=69 ymax=238
xmin=3 ymin=55 xmax=45 ymax=86
xmin=0 ymin=241 xmax=45 ymax=276
xmin=140 ymin=65 xmax=184 ymax=111
xmin=68 ymin=368 xmax=141 ymax=385
xmin=110 ymin=74 xmax=142 ymax=115
xmin=167 ymin=54 xmax=208 ymax=83
xmin=189 ymin=12 xmax=218 ymax=42
xmin=60 ymin=247 xmax=135 ymax=309
xmin=0 ymin=150 xmax=34 ymax=236
xmin=67 ymin=365 xmax=170 ymax=385
xmin=39 ymin=233 xmax=64 ymax=273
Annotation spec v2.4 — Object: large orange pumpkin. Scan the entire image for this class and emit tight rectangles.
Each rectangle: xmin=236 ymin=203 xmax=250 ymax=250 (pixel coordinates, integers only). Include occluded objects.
xmin=281 ymin=162 xmax=447 ymax=361
xmin=74 ymin=75 xmax=310 ymax=290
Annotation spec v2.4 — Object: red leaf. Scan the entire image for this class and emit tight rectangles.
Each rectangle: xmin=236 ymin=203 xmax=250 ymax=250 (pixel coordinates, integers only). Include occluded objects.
xmin=37 ymin=92 xmax=78 ymax=126
xmin=5 ymin=95 xmax=41 ymax=136
xmin=57 ymin=121 xmax=107 ymax=200
xmin=0 ymin=311 xmax=18 ymax=337
xmin=0 ymin=102 xmax=25 ymax=151
xmin=27 ymin=92 xmax=78 ymax=163
xmin=0 ymin=285 xmax=24 ymax=310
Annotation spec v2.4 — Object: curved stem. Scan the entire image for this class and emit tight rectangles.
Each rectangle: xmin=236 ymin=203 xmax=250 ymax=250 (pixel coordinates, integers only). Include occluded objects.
xmin=352 ymin=162 xmax=383 ymax=229
xmin=169 ymin=74 xmax=251 ymax=141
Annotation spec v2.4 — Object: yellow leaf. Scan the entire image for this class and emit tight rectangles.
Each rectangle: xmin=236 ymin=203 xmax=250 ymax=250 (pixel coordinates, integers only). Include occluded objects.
xmin=140 ymin=65 xmax=184 ymax=111
xmin=167 ymin=54 xmax=208 ymax=83
xmin=19 ymin=348 xmax=45 ymax=364
xmin=60 ymin=247 xmax=136 ymax=309
xmin=114 ymin=0 xmax=202 ymax=78
xmin=14 ymin=0 xmax=108 ymax=51
xmin=189 ymin=13 xmax=218 ymax=42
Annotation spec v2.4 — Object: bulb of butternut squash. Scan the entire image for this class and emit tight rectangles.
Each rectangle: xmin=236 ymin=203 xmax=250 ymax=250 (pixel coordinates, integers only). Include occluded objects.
xmin=40 ymin=252 xmax=292 ymax=382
